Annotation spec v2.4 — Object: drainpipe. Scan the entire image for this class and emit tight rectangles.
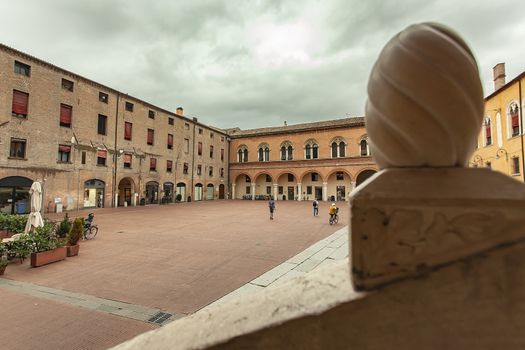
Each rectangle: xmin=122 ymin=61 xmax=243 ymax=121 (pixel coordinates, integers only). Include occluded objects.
xmin=112 ymin=93 xmax=120 ymax=207
xmin=227 ymin=136 xmax=231 ymax=199
xmin=190 ymin=121 xmax=196 ymax=201
xmin=518 ymin=79 xmax=525 ymax=182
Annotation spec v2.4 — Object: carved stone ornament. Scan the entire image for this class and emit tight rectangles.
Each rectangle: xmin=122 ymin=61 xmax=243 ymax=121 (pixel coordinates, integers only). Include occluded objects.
xmin=351 ymin=23 xmax=525 ymax=291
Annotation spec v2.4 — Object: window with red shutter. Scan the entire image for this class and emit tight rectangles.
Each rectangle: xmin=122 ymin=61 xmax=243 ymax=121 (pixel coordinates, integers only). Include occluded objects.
xmin=60 ymin=104 xmax=72 ymax=127
xmin=147 ymin=129 xmax=154 ymax=145
xmin=150 ymin=158 xmax=157 ymax=171
xmin=97 ymin=150 xmax=107 ymax=166
xmin=167 ymin=160 xmax=173 ymax=172
xmin=167 ymin=134 xmax=173 ymax=149
xmin=123 ymin=153 xmax=132 ymax=168
xmin=485 ymin=124 xmax=492 ymax=145
xmin=12 ymin=90 xmax=29 ymax=117
xmin=124 ymin=122 xmax=132 ymax=140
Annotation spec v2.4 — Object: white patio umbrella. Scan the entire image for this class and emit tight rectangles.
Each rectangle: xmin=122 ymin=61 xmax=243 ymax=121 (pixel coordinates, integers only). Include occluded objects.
xmin=24 ymin=181 xmax=44 ymax=233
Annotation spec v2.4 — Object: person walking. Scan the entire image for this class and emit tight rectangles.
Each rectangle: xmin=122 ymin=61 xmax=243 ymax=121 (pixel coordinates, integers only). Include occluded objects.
xmin=268 ymin=197 xmax=276 ymax=220
xmin=312 ymin=199 xmax=319 ymax=216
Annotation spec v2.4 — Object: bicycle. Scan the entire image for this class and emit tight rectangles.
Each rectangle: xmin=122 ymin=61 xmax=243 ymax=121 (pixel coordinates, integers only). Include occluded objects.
xmin=83 ymin=213 xmax=99 ymax=240
xmin=329 ymin=213 xmax=339 ymax=225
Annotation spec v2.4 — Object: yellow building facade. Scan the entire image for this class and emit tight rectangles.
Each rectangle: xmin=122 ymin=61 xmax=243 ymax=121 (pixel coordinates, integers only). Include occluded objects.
xmin=471 ymin=65 xmax=524 ymax=182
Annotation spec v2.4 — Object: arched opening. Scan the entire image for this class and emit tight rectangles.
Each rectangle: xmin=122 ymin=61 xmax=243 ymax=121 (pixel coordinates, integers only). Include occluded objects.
xmin=84 ymin=179 xmax=105 ymax=208
xmin=219 ymin=184 xmax=225 ymax=199
xmin=360 ymin=139 xmax=370 ymax=156
xmin=0 ymin=176 xmax=32 ymax=214
xmin=163 ymin=182 xmax=174 ymax=203
xmin=356 ymin=170 xmax=377 ymax=187
xmin=118 ymin=177 xmax=135 ymax=206
xmin=327 ymin=171 xmax=351 ymax=202
xmin=234 ymin=174 xmax=252 ymax=199
xmin=194 ymin=183 xmax=203 ymax=201
xmin=176 ymin=182 xmax=186 ymax=202
xmin=254 ymin=173 xmax=272 ymax=199
xmin=276 ymin=172 xmax=297 ymax=200
xmin=206 ymin=184 xmax=215 ymax=200
xmin=300 ymin=172 xmax=323 ymax=201
xmin=145 ymin=181 xmax=159 ymax=204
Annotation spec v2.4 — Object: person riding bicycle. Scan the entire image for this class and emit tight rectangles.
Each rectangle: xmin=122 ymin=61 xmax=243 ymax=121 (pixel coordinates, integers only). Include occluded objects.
xmin=329 ymin=203 xmax=339 ymax=222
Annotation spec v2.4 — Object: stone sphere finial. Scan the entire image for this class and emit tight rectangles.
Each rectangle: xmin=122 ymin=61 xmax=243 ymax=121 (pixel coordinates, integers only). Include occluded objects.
xmin=365 ymin=23 xmax=484 ymax=169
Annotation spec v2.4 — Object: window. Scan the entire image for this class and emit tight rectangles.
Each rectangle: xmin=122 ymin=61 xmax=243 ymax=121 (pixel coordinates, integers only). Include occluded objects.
xmin=209 ymin=166 xmax=213 ymax=177
xmin=12 ymin=90 xmax=29 ymax=117
xmin=305 ymin=144 xmax=311 ymax=159
xmin=124 ymin=122 xmax=132 ymax=141
xmin=60 ymin=104 xmax=72 ymax=128
xmin=123 ymin=153 xmax=132 ymax=168
xmin=280 ymin=142 xmax=293 ymax=160
xmin=246 ymin=186 xmax=251 ymax=194
xmin=184 ymin=138 xmax=189 ymax=153
xmin=148 ymin=110 xmax=155 ymax=119
xmin=278 ymin=186 xmax=283 ymax=195
xmin=185 ymin=123 xmax=190 ymax=130
xmin=198 ymin=142 xmax=202 ymax=156
xmin=484 ymin=118 xmax=492 ymax=146
xmin=221 ymin=148 xmax=224 ymax=161
xmin=305 ymin=140 xmax=319 ymax=159
xmin=210 ymin=132 xmax=214 ymax=138
xmin=97 ymin=150 xmax=107 ymax=166
xmin=266 ymin=186 xmax=272 ymax=195
xmin=331 ymin=142 xmax=338 ymax=158
xmin=210 ymin=145 xmax=214 ymax=158
xmin=125 ymin=102 xmax=134 ymax=112
xmin=336 ymin=172 xmax=344 ymax=180
xmin=57 ymin=145 xmax=71 ymax=163
xmin=360 ymin=139 xmax=370 ymax=156
xmin=266 ymin=174 xmax=272 ymax=182
xmin=199 ymin=128 xmax=203 ymax=135
xmin=509 ymin=102 xmax=520 ymax=137
xmin=237 ymin=146 xmax=248 ymax=162
xmin=312 ymin=144 xmax=318 ymax=159
xmin=183 ymin=163 xmax=189 ymax=174
xmin=98 ymin=114 xmax=107 ymax=135
xmin=307 ymin=186 xmax=312 ymax=195
xmin=9 ymin=138 xmax=26 ymax=158
xmin=311 ymin=173 xmax=319 ymax=182
xmin=61 ymin=78 xmax=74 ymax=92
xmin=287 ymin=174 xmax=294 ymax=182
xmin=167 ymin=134 xmax=173 ymax=149
xmin=81 ymin=151 xmax=86 ymax=164
xmin=220 ymin=168 xmax=224 ymax=178
xmin=287 ymin=146 xmax=293 ymax=160
xmin=331 ymin=138 xmax=346 ymax=158
xmin=168 ymin=117 xmax=174 ymax=125
xmin=339 ymin=142 xmax=345 ymax=157
xmin=99 ymin=92 xmax=108 ymax=103
xmin=258 ymin=144 xmax=270 ymax=161
xmin=221 ymin=136 xmax=225 ymax=142
xmin=150 ymin=158 xmax=157 ymax=171
xmin=512 ymin=157 xmax=520 ymax=175
xmin=197 ymin=165 xmax=202 ymax=175
xmin=246 ymin=175 xmax=251 ymax=183
xmin=167 ymin=160 xmax=173 ymax=172
xmin=147 ymin=129 xmax=154 ymax=145
xmin=14 ymin=61 xmax=30 ymax=76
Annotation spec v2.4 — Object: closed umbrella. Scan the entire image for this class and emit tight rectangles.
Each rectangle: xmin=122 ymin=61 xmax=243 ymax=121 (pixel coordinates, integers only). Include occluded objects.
xmin=24 ymin=181 xmax=44 ymax=233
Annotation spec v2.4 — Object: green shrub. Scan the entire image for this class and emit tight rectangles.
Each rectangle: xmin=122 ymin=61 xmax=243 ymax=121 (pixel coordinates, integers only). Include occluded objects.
xmin=68 ymin=218 xmax=83 ymax=246
xmin=176 ymin=194 xmax=182 ymax=202
xmin=56 ymin=214 xmax=72 ymax=239
xmin=27 ymin=222 xmax=63 ymax=253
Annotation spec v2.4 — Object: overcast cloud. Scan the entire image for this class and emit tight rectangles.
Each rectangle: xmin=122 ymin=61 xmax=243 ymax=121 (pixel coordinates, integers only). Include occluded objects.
xmin=1 ymin=0 xmax=524 ymax=129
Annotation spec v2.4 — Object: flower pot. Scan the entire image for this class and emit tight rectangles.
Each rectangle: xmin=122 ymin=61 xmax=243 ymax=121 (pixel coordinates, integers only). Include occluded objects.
xmin=66 ymin=244 xmax=80 ymax=257
xmin=30 ymin=247 xmax=67 ymax=267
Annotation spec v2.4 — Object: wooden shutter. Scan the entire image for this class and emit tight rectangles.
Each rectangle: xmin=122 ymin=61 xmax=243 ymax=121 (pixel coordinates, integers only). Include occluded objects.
xmin=150 ymin=158 xmax=156 ymax=169
xmin=124 ymin=122 xmax=132 ymax=140
xmin=97 ymin=150 xmax=107 ymax=158
xmin=147 ymin=129 xmax=154 ymax=144
xmin=60 ymin=104 xmax=72 ymax=126
xmin=12 ymin=90 xmax=29 ymax=115
xmin=123 ymin=153 xmax=132 ymax=163
xmin=512 ymin=114 xmax=519 ymax=128
xmin=59 ymin=145 xmax=71 ymax=152
xmin=168 ymin=134 xmax=173 ymax=147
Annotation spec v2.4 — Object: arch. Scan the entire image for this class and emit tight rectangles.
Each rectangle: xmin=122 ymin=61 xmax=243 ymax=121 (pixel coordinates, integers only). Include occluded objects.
xmin=254 ymin=172 xmax=273 ymax=199
xmin=145 ymin=181 xmax=159 ymax=204
xmin=194 ymin=183 xmax=203 ymax=201
xmin=163 ymin=182 xmax=174 ymax=203
xmin=253 ymin=171 xmax=273 ymax=183
xmin=0 ymin=176 xmax=33 ymax=214
xmin=237 ymin=144 xmax=248 ymax=162
xmin=176 ymin=182 xmax=186 ymax=201
xmin=280 ymin=141 xmax=293 ymax=160
xmin=206 ymin=183 xmax=215 ymax=200
xmin=325 ymin=168 xmax=352 ymax=181
xmin=329 ymin=136 xmax=347 ymax=158
xmin=507 ymin=100 xmax=520 ymax=138
xmin=84 ymin=179 xmax=105 ymax=208
xmin=257 ymin=143 xmax=270 ymax=162
xmin=233 ymin=173 xmax=252 ymax=199
xmin=356 ymin=169 xmax=378 ymax=186
xmin=233 ymin=172 xmax=252 ymax=183
xmin=276 ymin=171 xmax=298 ymax=200
xmin=118 ymin=177 xmax=135 ymax=206
xmin=218 ymin=184 xmax=225 ymax=199
xmin=326 ymin=170 xmax=352 ymax=202
xmin=299 ymin=170 xmax=324 ymax=201
xmin=304 ymin=139 xmax=319 ymax=159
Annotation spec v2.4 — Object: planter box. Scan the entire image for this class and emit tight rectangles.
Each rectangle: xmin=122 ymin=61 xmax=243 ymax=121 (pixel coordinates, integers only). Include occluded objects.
xmin=66 ymin=244 xmax=80 ymax=257
xmin=0 ymin=230 xmax=9 ymax=239
xmin=30 ymin=247 xmax=67 ymax=267
xmin=0 ymin=265 xmax=5 ymax=276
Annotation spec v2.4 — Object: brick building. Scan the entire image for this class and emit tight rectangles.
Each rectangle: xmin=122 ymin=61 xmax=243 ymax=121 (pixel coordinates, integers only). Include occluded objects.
xmin=0 ymin=44 xmax=377 ymax=214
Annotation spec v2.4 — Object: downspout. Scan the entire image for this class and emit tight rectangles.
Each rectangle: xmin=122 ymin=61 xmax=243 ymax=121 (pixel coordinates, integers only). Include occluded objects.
xmin=112 ymin=93 xmax=120 ymax=207
xmin=227 ymin=136 xmax=231 ymax=199
xmin=190 ymin=121 xmax=196 ymax=201
xmin=519 ymin=79 xmax=525 ymax=181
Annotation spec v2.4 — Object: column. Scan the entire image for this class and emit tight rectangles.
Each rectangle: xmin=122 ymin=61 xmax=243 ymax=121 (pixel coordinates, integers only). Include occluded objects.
xmin=251 ymin=183 xmax=256 ymax=200
xmin=322 ymin=182 xmax=328 ymax=202
xmin=349 ymin=181 xmax=356 ymax=201
xmin=297 ymin=183 xmax=302 ymax=201
xmin=273 ymin=184 xmax=278 ymax=201
xmin=232 ymin=184 xmax=236 ymax=200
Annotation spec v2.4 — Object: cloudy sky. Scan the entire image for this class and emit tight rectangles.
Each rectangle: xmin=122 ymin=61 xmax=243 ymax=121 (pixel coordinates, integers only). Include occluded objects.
xmin=1 ymin=0 xmax=524 ymax=129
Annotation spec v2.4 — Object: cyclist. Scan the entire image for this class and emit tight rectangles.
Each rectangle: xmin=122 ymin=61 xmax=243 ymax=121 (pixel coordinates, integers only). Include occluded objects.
xmin=329 ymin=203 xmax=339 ymax=223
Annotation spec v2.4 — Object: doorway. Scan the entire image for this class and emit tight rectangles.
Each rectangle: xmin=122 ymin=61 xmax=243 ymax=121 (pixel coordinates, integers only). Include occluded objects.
xmin=287 ymin=186 xmax=294 ymax=201
xmin=315 ymin=186 xmax=322 ymax=201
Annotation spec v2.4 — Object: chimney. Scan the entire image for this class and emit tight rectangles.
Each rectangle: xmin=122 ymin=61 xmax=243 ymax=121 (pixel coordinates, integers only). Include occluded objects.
xmin=493 ymin=63 xmax=506 ymax=91
xmin=176 ymin=107 xmax=184 ymax=116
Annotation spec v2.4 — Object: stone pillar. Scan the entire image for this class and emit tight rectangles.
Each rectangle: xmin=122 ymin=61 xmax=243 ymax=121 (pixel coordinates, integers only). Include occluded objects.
xmin=273 ymin=184 xmax=278 ymax=201
xmin=232 ymin=184 xmax=236 ymax=200
xmin=322 ymin=182 xmax=328 ymax=202
xmin=251 ymin=184 xmax=256 ymax=200
xmin=348 ymin=181 xmax=356 ymax=201
xmin=297 ymin=183 xmax=302 ymax=201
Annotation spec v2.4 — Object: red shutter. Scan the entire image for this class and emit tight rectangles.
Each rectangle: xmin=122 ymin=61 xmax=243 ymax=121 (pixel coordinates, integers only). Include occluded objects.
xmin=59 ymin=145 xmax=71 ymax=152
xmin=147 ymin=129 xmax=154 ymax=144
xmin=123 ymin=154 xmax=132 ymax=163
xmin=167 ymin=160 xmax=173 ymax=170
xmin=512 ymin=114 xmax=519 ymax=128
xmin=97 ymin=150 xmax=107 ymax=158
xmin=60 ymin=104 xmax=72 ymax=125
xmin=124 ymin=122 xmax=132 ymax=140
xmin=168 ymin=134 xmax=173 ymax=147
xmin=12 ymin=90 xmax=29 ymax=115
xmin=198 ymin=142 xmax=202 ymax=154
xmin=486 ymin=125 xmax=491 ymax=136
xmin=150 ymin=158 xmax=156 ymax=169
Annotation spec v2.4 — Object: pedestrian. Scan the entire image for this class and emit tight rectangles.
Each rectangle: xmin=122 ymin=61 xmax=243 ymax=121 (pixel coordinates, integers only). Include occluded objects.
xmin=268 ymin=197 xmax=276 ymax=220
xmin=312 ymin=199 xmax=319 ymax=216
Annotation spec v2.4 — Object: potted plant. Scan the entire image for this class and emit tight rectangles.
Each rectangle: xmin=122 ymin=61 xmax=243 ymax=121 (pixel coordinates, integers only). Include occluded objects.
xmin=65 ymin=218 xmax=83 ymax=257
xmin=56 ymin=214 xmax=72 ymax=239
xmin=28 ymin=223 xmax=66 ymax=268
